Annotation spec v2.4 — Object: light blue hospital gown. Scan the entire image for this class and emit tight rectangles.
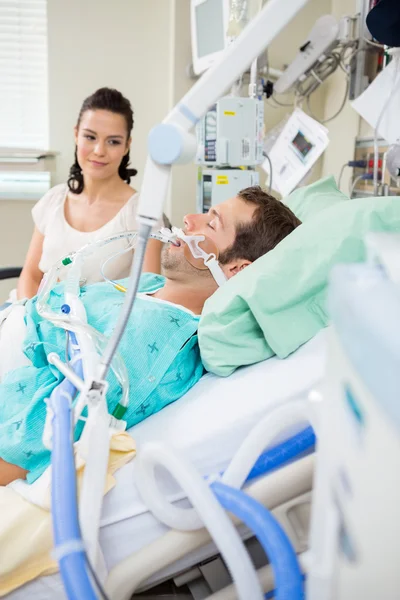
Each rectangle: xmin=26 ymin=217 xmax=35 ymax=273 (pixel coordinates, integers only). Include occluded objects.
xmin=0 ymin=274 xmax=204 ymax=482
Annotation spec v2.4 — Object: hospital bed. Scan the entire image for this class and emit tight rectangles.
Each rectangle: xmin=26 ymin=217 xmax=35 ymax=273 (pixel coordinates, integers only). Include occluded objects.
xmin=6 ymin=328 xmax=326 ymax=600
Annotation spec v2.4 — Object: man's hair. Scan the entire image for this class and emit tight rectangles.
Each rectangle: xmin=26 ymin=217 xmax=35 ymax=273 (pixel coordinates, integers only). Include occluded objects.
xmin=219 ymin=186 xmax=301 ymax=265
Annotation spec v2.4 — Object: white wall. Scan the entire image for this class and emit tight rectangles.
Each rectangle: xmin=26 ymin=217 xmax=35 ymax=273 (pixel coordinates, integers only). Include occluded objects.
xmin=0 ymin=201 xmax=35 ymax=300
xmin=167 ymin=0 xmax=198 ymax=226
xmin=47 ymin=0 xmax=174 ymax=191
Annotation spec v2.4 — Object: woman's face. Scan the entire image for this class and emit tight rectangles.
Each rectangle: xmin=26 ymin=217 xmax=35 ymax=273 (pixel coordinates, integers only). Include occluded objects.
xmin=74 ymin=109 xmax=131 ymax=181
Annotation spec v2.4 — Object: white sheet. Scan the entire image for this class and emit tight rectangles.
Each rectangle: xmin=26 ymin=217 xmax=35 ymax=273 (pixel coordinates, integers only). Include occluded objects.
xmin=6 ymin=329 xmax=327 ymax=599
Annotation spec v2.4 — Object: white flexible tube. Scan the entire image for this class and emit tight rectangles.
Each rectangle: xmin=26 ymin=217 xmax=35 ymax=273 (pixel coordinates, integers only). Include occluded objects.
xmin=222 ymin=400 xmax=310 ymax=488
xmin=135 ymin=442 xmax=264 ymax=600
xmin=98 ymin=223 xmax=152 ymax=380
xmin=79 ymin=398 xmax=110 ymax=570
xmin=35 ymin=231 xmax=151 ymax=412
xmin=135 ymin=399 xmax=311 ymax=534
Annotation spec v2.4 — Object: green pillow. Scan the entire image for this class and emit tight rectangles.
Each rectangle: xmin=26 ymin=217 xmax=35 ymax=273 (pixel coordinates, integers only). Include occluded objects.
xmin=283 ymin=175 xmax=348 ymax=221
xmin=198 ymin=196 xmax=400 ymax=376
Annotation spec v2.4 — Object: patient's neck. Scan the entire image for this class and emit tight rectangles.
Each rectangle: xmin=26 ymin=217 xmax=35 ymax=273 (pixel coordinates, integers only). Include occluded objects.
xmin=153 ymin=277 xmax=217 ymax=315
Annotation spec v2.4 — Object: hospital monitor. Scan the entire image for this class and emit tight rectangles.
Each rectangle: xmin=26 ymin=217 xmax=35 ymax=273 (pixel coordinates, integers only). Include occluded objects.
xmin=190 ymin=0 xmax=230 ymax=76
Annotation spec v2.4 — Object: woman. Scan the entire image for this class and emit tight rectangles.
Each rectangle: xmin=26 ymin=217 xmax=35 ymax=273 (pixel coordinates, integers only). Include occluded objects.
xmin=17 ymin=87 xmax=164 ymax=299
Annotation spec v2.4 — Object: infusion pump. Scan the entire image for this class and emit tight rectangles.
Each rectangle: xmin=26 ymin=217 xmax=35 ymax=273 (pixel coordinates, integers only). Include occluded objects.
xmin=197 ymin=168 xmax=259 ymax=213
xmin=196 ymin=96 xmax=265 ymax=167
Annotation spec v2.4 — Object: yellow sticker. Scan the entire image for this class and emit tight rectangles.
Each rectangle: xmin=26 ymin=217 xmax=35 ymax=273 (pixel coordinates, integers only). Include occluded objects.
xmin=216 ymin=176 xmax=229 ymax=185
xmin=223 ymin=111 xmax=236 ymax=116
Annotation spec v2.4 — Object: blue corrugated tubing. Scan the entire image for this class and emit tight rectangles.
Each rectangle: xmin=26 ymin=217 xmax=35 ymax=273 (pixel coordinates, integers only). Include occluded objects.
xmin=211 ymin=482 xmax=304 ymax=600
xmin=51 ymin=342 xmax=97 ymax=600
xmin=265 ymin=575 xmax=306 ymax=599
xmin=246 ymin=426 xmax=315 ymax=483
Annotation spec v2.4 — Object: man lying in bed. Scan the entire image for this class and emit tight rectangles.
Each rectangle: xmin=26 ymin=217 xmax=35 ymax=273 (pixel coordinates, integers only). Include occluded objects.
xmin=0 ymin=186 xmax=300 ymax=486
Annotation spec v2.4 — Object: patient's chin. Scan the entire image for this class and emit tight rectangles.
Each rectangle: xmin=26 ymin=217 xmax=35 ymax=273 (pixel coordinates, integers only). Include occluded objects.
xmin=161 ymin=251 xmax=186 ymax=273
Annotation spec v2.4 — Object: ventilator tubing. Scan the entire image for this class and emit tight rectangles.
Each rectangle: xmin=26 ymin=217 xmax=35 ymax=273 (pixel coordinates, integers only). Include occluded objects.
xmin=135 ymin=442 xmax=265 ymax=600
xmin=211 ymin=481 xmax=305 ymax=600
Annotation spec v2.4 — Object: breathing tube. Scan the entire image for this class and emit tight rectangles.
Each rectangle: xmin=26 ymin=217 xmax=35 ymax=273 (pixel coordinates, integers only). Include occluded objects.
xmin=36 ymin=228 xmax=178 ymax=421
xmin=39 ymin=224 xmax=227 ymax=429
xmin=211 ymin=481 xmax=305 ymax=600
xmin=36 ymin=241 xmax=130 ymax=424
xmin=135 ymin=442 xmax=265 ymax=600
xmin=136 ymin=402 xmax=313 ymax=599
xmin=136 ymin=403 xmax=312 ymax=531
xmin=50 ymin=333 xmax=98 ymax=600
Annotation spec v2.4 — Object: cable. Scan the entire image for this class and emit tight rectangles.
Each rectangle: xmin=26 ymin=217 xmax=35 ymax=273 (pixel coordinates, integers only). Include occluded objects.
xmin=349 ymin=174 xmax=365 ymax=198
xmin=262 ymin=151 xmax=273 ymax=193
xmin=306 ymin=76 xmax=349 ymax=124
xmin=338 ymin=163 xmax=348 ymax=192
xmin=296 ymin=52 xmax=340 ymax=98
xmin=338 ymin=42 xmax=358 ymax=74
xmin=100 ymin=237 xmax=136 ymax=289
xmin=270 ymin=94 xmax=295 ymax=108
xmin=363 ymin=37 xmax=385 ymax=49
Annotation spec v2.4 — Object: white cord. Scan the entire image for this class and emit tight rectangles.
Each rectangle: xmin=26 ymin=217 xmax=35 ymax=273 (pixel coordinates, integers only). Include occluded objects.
xmin=363 ymin=37 xmax=384 ymax=49
xmin=338 ymin=163 xmax=348 ymax=192
xmin=349 ymin=174 xmax=364 ymax=198
xmin=270 ymin=94 xmax=295 ymax=108
xmin=100 ymin=238 xmax=136 ymax=288
xmin=306 ymin=76 xmax=349 ymax=124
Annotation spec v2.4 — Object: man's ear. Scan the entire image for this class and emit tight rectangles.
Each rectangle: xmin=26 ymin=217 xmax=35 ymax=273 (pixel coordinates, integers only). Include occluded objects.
xmin=224 ymin=259 xmax=252 ymax=279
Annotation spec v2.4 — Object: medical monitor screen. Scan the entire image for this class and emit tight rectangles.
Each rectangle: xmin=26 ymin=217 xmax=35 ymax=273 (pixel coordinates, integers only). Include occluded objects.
xmin=195 ymin=0 xmax=225 ymax=58
xmin=291 ymin=130 xmax=314 ymax=161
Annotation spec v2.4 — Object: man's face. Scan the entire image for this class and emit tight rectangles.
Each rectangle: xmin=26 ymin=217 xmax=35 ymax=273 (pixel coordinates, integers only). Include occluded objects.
xmin=161 ymin=195 xmax=255 ymax=278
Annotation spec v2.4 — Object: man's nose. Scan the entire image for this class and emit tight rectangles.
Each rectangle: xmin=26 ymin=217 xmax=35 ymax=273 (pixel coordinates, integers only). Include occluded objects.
xmin=183 ymin=213 xmax=201 ymax=233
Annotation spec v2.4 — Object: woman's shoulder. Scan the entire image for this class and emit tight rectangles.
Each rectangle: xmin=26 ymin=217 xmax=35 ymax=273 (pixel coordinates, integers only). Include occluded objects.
xmin=126 ymin=187 xmax=139 ymax=204
xmin=32 ymin=183 xmax=68 ymax=233
xmin=40 ymin=182 xmax=68 ymax=206
xmin=120 ymin=187 xmax=139 ymax=227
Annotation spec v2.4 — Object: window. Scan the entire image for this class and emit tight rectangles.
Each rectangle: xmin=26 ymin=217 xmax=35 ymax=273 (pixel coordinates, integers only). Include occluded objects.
xmin=0 ymin=0 xmax=49 ymax=150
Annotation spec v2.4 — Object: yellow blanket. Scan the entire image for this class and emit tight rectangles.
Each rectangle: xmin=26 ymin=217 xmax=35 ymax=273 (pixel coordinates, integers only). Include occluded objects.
xmin=0 ymin=432 xmax=135 ymax=596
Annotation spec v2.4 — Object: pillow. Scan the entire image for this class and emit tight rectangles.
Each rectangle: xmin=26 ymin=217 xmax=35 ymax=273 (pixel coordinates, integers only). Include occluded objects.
xmin=198 ymin=195 xmax=400 ymax=376
xmin=283 ymin=175 xmax=348 ymax=221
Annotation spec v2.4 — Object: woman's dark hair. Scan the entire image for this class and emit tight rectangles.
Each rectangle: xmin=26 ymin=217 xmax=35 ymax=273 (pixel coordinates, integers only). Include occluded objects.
xmin=67 ymin=87 xmax=137 ymax=194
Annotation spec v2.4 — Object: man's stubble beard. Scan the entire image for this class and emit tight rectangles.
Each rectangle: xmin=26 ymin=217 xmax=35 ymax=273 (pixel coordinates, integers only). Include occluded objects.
xmin=161 ymin=245 xmax=213 ymax=281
